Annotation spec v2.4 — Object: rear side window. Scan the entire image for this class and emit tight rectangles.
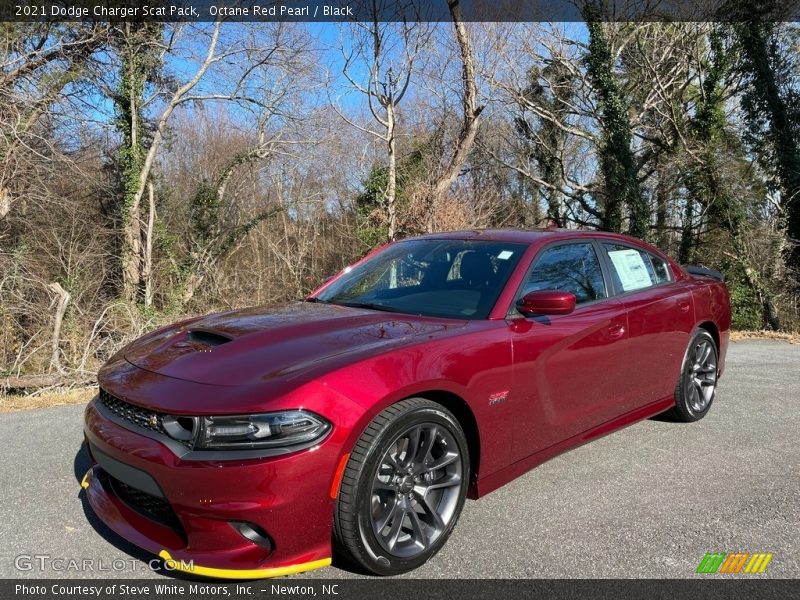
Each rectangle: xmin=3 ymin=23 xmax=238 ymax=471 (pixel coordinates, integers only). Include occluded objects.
xmin=603 ymin=244 xmax=671 ymax=293
xmin=523 ymin=242 xmax=607 ymax=305
xmin=648 ymin=254 xmax=671 ymax=284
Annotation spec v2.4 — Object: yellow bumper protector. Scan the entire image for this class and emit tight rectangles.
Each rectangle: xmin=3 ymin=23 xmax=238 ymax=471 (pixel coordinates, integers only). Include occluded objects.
xmin=158 ymin=550 xmax=331 ymax=580
xmin=80 ymin=469 xmax=92 ymax=489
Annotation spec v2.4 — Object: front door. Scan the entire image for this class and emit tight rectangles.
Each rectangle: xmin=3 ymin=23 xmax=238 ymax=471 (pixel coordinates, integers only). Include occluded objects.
xmin=509 ymin=241 xmax=631 ymax=461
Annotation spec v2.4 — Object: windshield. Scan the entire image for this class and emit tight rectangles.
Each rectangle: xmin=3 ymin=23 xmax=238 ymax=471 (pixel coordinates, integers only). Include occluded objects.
xmin=314 ymin=239 xmax=527 ymax=319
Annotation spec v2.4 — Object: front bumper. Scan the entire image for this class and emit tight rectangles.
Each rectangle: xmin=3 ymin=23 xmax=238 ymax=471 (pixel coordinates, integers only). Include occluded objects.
xmin=82 ymin=398 xmax=340 ymax=578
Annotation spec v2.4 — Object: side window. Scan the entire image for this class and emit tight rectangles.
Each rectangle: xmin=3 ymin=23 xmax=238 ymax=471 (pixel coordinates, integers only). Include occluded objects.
xmin=648 ymin=254 xmax=671 ymax=284
xmin=603 ymin=244 xmax=670 ymax=293
xmin=522 ymin=243 xmax=607 ymax=305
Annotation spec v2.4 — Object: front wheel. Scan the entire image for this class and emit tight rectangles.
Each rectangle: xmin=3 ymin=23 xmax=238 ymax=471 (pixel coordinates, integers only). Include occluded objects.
xmin=334 ymin=398 xmax=469 ymax=575
xmin=666 ymin=329 xmax=719 ymax=422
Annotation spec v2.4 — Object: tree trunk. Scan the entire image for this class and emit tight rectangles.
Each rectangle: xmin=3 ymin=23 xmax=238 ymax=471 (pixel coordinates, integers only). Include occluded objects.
xmin=142 ymin=181 xmax=156 ymax=307
xmin=119 ymin=32 xmax=144 ymax=304
xmin=678 ymin=198 xmax=694 ymax=264
xmin=584 ymin=19 xmax=646 ymax=236
xmin=385 ymin=103 xmax=398 ymax=241
xmin=181 ymin=272 xmax=205 ymax=305
xmin=427 ymin=0 xmax=483 ymax=230
xmin=47 ymin=282 xmax=71 ymax=374
xmin=121 ymin=195 xmax=142 ymax=304
xmin=655 ymin=174 xmax=669 ymax=250
xmin=0 ymin=374 xmax=95 ymax=391
xmin=0 ymin=186 xmax=9 ymax=219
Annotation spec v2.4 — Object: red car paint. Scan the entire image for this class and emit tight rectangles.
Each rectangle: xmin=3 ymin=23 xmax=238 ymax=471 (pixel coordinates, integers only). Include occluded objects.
xmin=83 ymin=229 xmax=730 ymax=577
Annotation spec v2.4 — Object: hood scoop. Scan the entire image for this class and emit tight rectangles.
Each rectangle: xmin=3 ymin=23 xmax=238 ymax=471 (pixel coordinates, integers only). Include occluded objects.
xmin=181 ymin=330 xmax=232 ymax=349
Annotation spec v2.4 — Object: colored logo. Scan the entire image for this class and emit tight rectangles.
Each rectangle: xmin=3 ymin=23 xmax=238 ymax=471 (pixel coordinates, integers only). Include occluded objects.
xmin=696 ymin=552 xmax=774 ymax=574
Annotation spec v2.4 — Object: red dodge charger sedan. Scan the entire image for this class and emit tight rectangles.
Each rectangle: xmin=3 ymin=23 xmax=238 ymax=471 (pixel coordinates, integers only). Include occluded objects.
xmin=82 ymin=229 xmax=730 ymax=578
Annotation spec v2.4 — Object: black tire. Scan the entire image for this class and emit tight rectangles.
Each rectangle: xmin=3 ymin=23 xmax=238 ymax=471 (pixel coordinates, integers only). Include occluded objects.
xmin=334 ymin=398 xmax=469 ymax=576
xmin=664 ymin=329 xmax=719 ymax=422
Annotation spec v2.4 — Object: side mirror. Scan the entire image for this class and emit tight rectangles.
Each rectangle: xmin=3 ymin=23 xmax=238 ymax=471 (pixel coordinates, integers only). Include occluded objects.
xmin=516 ymin=290 xmax=576 ymax=316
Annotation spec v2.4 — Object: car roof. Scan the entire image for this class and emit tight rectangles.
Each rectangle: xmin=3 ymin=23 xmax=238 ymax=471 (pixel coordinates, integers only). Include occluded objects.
xmin=406 ymin=228 xmax=646 ymax=245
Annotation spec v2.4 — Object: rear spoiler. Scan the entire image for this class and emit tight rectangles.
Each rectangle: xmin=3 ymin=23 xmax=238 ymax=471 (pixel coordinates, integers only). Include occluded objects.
xmin=683 ymin=265 xmax=725 ymax=281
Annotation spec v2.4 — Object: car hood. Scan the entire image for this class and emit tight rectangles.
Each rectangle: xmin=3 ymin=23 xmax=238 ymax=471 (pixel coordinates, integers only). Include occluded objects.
xmin=124 ymin=301 xmax=465 ymax=386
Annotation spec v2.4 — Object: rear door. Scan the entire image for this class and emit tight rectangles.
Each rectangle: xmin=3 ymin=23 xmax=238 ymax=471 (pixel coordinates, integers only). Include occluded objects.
xmin=509 ymin=240 xmax=632 ymax=461
xmin=598 ymin=243 xmax=695 ymax=411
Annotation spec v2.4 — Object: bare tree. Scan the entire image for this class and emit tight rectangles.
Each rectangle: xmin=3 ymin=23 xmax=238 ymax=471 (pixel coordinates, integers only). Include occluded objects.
xmin=98 ymin=22 xmax=312 ymax=304
xmin=168 ymin=26 xmax=316 ymax=306
xmin=47 ymin=282 xmax=70 ymax=374
xmin=332 ymin=3 xmax=431 ymax=240
xmin=0 ymin=23 xmax=110 ymax=218
xmin=426 ymin=0 xmax=484 ymax=228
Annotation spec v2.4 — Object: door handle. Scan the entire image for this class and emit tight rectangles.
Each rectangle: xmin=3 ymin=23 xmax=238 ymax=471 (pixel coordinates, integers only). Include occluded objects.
xmin=678 ymin=301 xmax=691 ymax=313
xmin=608 ymin=323 xmax=626 ymax=339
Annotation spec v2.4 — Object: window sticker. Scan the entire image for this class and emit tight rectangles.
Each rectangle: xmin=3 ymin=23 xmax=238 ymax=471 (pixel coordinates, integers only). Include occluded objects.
xmin=608 ymin=249 xmax=652 ymax=291
xmin=497 ymin=250 xmax=514 ymax=260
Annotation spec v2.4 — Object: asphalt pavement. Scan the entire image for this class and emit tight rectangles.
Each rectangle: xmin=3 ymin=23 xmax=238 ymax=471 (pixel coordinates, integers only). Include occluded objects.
xmin=0 ymin=340 xmax=797 ymax=579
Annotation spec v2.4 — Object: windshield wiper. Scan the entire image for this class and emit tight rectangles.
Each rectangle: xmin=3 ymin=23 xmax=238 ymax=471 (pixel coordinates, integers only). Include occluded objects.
xmin=334 ymin=301 xmax=400 ymax=313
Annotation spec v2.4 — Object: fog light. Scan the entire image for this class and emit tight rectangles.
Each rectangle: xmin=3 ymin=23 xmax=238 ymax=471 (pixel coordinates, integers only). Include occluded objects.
xmin=231 ymin=521 xmax=272 ymax=549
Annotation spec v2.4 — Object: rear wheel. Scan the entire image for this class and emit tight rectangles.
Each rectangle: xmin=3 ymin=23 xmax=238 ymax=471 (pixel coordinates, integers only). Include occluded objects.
xmin=666 ymin=329 xmax=718 ymax=422
xmin=334 ymin=398 xmax=469 ymax=575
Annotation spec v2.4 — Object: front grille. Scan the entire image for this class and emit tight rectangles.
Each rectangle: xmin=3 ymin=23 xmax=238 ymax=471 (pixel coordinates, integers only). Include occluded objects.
xmin=98 ymin=388 xmax=165 ymax=435
xmin=109 ymin=476 xmax=185 ymax=536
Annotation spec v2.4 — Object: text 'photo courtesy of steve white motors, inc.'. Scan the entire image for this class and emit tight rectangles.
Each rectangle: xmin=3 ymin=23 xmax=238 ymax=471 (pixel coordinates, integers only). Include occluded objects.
xmin=14 ymin=583 xmax=342 ymax=598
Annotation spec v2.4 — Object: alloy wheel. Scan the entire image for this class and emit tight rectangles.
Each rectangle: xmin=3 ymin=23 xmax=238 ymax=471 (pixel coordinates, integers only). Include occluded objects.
xmin=686 ymin=338 xmax=717 ymax=413
xmin=369 ymin=423 xmax=462 ymax=558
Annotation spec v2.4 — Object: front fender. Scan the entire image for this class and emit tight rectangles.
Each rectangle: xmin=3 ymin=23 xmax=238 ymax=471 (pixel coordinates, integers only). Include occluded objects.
xmin=321 ymin=326 xmax=514 ymax=484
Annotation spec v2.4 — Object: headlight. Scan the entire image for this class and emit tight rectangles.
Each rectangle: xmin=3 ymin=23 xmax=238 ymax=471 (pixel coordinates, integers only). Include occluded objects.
xmin=193 ymin=410 xmax=330 ymax=451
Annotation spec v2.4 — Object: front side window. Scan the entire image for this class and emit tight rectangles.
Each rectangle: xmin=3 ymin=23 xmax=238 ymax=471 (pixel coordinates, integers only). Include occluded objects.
xmin=521 ymin=242 xmax=607 ymax=305
xmin=603 ymin=243 xmax=671 ymax=293
xmin=316 ymin=239 xmax=527 ymax=319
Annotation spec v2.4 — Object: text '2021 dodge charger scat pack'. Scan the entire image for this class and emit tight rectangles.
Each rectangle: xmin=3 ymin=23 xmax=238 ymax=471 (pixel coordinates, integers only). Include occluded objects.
xmin=82 ymin=229 xmax=730 ymax=578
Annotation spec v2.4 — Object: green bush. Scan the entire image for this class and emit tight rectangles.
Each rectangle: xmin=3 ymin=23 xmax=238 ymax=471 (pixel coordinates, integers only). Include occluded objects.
xmin=725 ymin=266 xmax=764 ymax=330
